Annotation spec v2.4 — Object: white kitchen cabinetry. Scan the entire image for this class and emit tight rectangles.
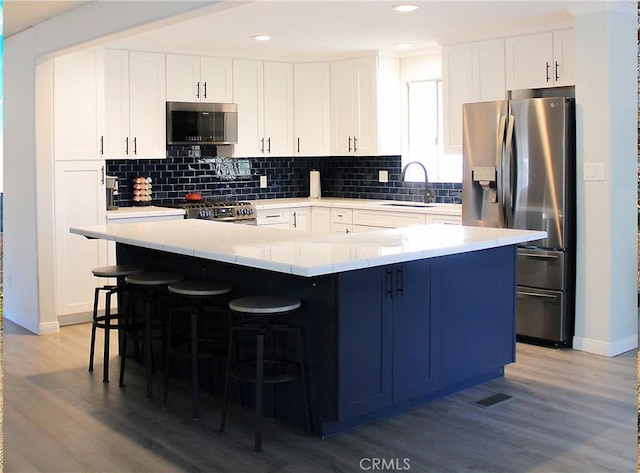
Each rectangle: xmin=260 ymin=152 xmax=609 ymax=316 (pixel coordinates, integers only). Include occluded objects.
xmin=166 ymin=54 xmax=233 ymax=103
xmin=331 ymin=208 xmax=353 ymax=234
xmin=233 ymin=59 xmax=294 ymax=157
xmin=352 ymin=209 xmax=426 ymax=232
xmin=311 ymin=207 xmax=331 ymax=233
xmin=442 ymin=39 xmax=505 ymax=153
xmin=256 ymin=207 xmax=290 ymax=228
xmin=290 ymin=207 xmax=311 ymax=231
xmin=505 ymin=30 xmax=574 ymax=90
xmin=294 ymin=63 xmax=331 ymax=156
xmin=331 ymin=56 xmax=400 ymax=156
xmin=53 ymin=49 xmax=104 ymax=160
xmin=54 ymin=161 xmax=108 ymax=316
xmin=104 ymin=50 xmax=166 ymax=159
xmin=428 ymin=214 xmax=462 ymax=225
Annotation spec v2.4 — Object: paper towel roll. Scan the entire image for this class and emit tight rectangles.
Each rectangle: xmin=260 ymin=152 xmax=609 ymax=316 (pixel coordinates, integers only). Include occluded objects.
xmin=309 ymin=170 xmax=321 ymax=199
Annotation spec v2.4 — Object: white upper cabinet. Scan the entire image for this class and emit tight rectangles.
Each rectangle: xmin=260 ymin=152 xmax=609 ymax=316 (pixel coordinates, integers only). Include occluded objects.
xmin=166 ymin=54 xmax=233 ymax=103
xmin=331 ymin=56 xmax=400 ymax=156
xmin=129 ymin=52 xmax=166 ymax=158
xmin=233 ymin=59 xmax=293 ymax=157
xmin=293 ymin=63 xmax=331 ymax=156
xmin=53 ymin=49 xmax=104 ymax=160
xmin=442 ymin=39 xmax=506 ymax=153
xmin=104 ymin=50 xmax=166 ymax=159
xmin=505 ymin=30 xmax=574 ymax=90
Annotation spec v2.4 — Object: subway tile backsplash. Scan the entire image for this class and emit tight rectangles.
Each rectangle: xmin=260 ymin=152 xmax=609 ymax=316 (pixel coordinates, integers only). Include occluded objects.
xmin=106 ymin=146 xmax=462 ymax=206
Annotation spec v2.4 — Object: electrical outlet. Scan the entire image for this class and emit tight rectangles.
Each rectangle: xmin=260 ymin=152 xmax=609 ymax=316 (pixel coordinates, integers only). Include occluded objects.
xmin=260 ymin=175 xmax=268 ymax=188
xmin=583 ymin=163 xmax=605 ymax=181
xmin=379 ymin=170 xmax=389 ymax=183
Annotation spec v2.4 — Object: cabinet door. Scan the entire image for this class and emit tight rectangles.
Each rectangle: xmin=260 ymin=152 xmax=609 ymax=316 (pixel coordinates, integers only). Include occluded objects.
xmin=290 ymin=207 xmax=310 ymax=231
xmin=103 ymin=49 xmax=130 ymax=158
xmin=311 ymin=207 xmax=331 ymax=233
xmin=330 ymin=59 xmax=356 ymax=155
xmin=263 ymin=62 xmax=294 ymax=157
xmin=165 ymin=54 xmax=201 ymax=102
xmin=337 ymin=267 xmax=393 ymax=420
xmin=505 ymin=32 xmax=554 ymax=90
xmin=553 ymin=30 xmax=575 ymax=87
xmin=129 ymin=52 xmax=166 ymax=158
xmin=233 ymin=59 xmax=265 ymax=157
xmin=54 ymin=161 xmax=108 ymax=315
xmin=294 ymin=63 xmax=331 ymax=156
xmin=353 ymin=56 xmax=378 ymax=156
xmin=472 ymin=38 xmax=506 ymax=102
xmin=200 ymin=56 xmax=233 ymax=103
xmin=442 ymin=44 xmax=473 ymax=154
xmin=392 ymin=260 xmax=438 ymax=402
xmin=53 ymin=49 xmax=104 ymax=160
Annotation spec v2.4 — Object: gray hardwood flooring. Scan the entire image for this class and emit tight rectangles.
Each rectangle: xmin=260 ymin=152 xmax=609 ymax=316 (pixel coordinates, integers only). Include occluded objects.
xmin=3 ymin=319 xmax=637 ymax=473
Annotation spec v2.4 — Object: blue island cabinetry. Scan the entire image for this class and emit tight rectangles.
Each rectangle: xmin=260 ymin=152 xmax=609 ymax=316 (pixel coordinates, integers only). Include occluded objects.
xmin=331 ymin=245 xmax=516 ymax=432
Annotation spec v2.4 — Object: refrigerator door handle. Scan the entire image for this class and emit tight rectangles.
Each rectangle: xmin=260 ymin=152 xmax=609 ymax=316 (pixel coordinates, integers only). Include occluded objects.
xmin=503 ymin=114 xmax=515 ymax=228
xmin=495 ymin=115 xmax=507 ymax=208
xmin=518 ymin=291 xmax=559 ymax=300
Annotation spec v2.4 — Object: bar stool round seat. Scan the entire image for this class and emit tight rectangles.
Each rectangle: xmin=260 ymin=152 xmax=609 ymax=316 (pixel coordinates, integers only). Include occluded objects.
xmin=221 ymin=294 xmax=310 ymax=452
xmin=164 ymin=280 xmax=233 ymax=420
xmin=88 ymin=264 xmax=146 ymax=383
xmin=228 ymin=295 xmax=301 ymax=314
xmin=122 ymin=271 xmax=184 ymax=397
xmin=92 ymin=264 xmax=146 ymax=278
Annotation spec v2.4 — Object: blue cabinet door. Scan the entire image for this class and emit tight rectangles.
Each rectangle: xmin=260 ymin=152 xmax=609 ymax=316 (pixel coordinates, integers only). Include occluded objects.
xmin=337 ymin=267 xmax=393 ymax=420
xmin=337 ymin=260 xmax=436 ymax=420
xmin=391 ymin=260 xmax=439 ymax=403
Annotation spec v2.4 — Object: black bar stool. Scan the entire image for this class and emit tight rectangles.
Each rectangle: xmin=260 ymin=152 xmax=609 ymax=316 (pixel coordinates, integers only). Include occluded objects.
xmin=164 ymin=280 xmax=233 ymax=420
xmin=89 ymin=264 xmax=145 ymax=383
xmin=122 ymin=271 xmax=184 ymax=397
xmin=220 ymin=295 xmax=311 ymax=452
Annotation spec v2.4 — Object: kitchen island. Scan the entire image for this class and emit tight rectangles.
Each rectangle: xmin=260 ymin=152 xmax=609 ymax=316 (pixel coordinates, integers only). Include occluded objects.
xmin=71 ymin=220 xmax=544 ymax=437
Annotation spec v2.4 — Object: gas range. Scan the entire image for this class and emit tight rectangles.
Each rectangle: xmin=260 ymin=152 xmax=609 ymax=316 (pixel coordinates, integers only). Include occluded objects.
xmin=171 ymin=200 xmax=256 ymax=223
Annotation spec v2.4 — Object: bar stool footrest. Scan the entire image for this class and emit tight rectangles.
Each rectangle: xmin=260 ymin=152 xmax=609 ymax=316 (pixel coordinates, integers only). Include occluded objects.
xmin=230 ymin=359 xmax=300 ymax=384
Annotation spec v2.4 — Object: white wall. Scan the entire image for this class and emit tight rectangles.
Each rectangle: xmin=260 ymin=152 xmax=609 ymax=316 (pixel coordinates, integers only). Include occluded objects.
xmin=572 ymin=3 xmax=638 ymax=356
xmin=3 ymin=1 xmax=212 ymax=333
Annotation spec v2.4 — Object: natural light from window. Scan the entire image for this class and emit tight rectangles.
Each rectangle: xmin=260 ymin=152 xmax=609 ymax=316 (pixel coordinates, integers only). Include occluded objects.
xmin=404 ymin=79 xmax=461 ymax=183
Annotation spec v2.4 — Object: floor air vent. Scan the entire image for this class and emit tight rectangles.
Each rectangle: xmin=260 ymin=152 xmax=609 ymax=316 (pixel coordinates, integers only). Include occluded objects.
xmin=475 ymin=393 xmax=513 ymax=408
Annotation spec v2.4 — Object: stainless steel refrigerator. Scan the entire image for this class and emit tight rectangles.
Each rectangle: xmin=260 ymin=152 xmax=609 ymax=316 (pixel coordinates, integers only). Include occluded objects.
xmin=462 ymin=96 xmax=575 ymax=347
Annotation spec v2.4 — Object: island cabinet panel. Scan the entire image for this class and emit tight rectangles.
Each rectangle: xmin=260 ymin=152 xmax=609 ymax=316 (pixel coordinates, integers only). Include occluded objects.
xmin=336 ymin=259 xmax=436 ymax=420
xmin=434 ymin=245 xmax=517 ymax=388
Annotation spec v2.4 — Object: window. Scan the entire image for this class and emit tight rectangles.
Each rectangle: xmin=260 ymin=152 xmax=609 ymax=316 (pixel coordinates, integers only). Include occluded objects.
xmin=404 ymin=79 xmax=462 ymax=183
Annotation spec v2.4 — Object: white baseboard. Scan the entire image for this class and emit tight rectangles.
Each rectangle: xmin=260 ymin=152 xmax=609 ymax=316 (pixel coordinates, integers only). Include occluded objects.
xmin=573 ymin=333 xmax=638 ymax=357
xmin=38 ymin=321 xmax=60 ymax=335
xmin=58 ymin=312 xmax=92 ymax=327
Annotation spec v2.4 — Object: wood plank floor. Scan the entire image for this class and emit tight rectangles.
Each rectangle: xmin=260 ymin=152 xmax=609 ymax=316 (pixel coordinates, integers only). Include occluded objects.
xmin=3 ymin=319 xmax=637 ymax=473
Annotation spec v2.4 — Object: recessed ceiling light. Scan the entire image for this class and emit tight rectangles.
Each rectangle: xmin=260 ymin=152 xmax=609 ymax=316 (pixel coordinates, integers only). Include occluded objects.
xmin=394 ymin=42 xmax=413 ymax=49
xmin=253 ymin=35 xmax=271 ymax=41
xmin=392 ymin=5 xmax=419 ymax=12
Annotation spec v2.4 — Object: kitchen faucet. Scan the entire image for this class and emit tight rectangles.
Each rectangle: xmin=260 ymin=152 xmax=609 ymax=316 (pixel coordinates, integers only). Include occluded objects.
xmin=400 ymin=161 xmax=435 ymax=203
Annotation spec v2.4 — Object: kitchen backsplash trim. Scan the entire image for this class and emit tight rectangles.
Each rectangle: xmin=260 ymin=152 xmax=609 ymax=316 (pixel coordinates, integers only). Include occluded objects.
xmin=106 ymin=146 xmax=462 ymax=206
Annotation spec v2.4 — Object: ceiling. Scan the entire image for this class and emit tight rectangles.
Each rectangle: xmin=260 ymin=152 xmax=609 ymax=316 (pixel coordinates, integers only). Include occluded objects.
xmin=4 ymin=1 xmax=580 ymax=60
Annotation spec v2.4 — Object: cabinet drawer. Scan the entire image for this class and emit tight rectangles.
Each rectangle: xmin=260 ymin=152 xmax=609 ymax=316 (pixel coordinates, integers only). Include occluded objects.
xmin=256 ymin=208 xmax=290 ymax=226
xmin=331 ymin=208 xmax=353 ymax=224
xmin=331 ymin=222 xmax=352 ymax=234
xmin=517 ymin=249 xmax=565 ymax=290
xmin=429 ymin=215 xmax=461 ymax=225
xmin=353 ymin=209 xmax=425 ymax=228
xmin=516 ymin=287 xmax=565 ymax=341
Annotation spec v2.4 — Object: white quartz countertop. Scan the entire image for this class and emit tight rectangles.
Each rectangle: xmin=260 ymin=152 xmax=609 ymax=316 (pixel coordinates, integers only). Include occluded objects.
xmin=107 ymin=206 xmax=185 ymax=220
xmin=71 ymin=219 xmax=544 ymax=277
xmin=251 ymin=198 xmax=462 ymax=216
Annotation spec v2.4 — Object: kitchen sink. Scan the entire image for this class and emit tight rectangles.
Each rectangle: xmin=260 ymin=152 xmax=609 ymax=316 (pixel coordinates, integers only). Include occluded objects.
xmin=381 ymin=202 xmax=435 ymax=208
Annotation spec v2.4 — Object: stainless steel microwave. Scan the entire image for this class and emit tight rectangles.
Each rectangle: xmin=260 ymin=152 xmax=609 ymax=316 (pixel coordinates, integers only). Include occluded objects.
xmin=166 ymin=102 xmax=238 ymax=145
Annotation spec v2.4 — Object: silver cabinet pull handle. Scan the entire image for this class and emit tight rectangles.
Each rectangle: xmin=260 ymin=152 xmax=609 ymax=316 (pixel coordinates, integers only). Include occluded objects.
xmin=518 ymin=291 xmax=558 ymax=299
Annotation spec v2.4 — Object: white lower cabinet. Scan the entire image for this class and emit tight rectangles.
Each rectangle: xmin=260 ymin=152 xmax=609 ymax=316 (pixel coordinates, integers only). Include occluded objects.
xmin=290 ymin=207 xmax=311 ymax=231
xmin=353 ymin=209 xmax=426 ymax=230
xmin=331 ymin=208 xmax=353 ymax=234
xmin=256 ymin=207 xmax=290 ymax=228
xmin=428 ymin=215 xmax=462 ymax=225
xmin=54 ymin=161 xmax=108 ymax=316
xmin=311 ymin=207 xmax=331 ymax=233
